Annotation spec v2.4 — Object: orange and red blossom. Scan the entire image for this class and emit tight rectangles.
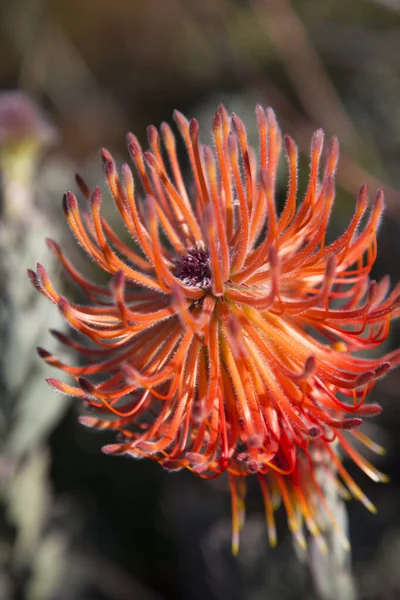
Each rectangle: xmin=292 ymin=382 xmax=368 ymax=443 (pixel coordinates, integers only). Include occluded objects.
xmin=30 ymin=105 xmax=400 ymax=554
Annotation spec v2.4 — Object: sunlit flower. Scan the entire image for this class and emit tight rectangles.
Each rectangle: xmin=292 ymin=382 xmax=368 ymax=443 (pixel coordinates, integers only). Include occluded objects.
xmin=30 ymin=105 xmax=400 ymax=554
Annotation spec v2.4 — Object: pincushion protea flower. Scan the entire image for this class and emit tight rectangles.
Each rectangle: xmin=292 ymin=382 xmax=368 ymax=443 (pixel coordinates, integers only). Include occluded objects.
xmin=29 ymin=104 xmax=400 ymax=555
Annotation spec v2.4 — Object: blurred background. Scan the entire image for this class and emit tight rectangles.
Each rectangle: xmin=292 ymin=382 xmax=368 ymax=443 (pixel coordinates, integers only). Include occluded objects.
xmin=1 ymin=0 xmax=400 ymax=599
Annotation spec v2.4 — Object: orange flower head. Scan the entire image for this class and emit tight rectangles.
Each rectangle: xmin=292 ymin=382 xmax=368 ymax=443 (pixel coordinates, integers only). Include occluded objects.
xmin=30 ymin=105 xmax=400 ymax=554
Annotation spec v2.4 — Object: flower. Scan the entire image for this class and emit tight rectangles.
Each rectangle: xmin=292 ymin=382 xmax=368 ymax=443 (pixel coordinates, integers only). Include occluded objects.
xmin=0 ymin=91 xmax=57 ymax=220
xmin=29 ymin=105 xmax=400 ymax=554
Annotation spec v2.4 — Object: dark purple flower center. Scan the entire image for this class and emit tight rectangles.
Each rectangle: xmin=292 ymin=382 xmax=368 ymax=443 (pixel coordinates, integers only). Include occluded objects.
xmin=174 ymin=248 xmax=212 ymax=289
